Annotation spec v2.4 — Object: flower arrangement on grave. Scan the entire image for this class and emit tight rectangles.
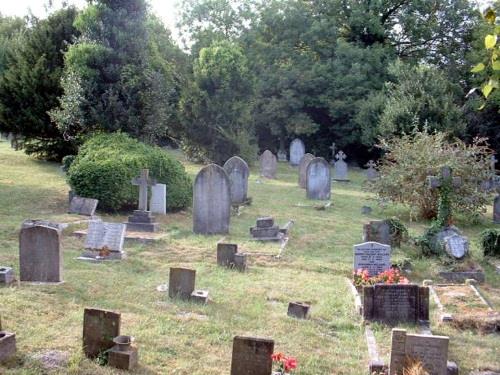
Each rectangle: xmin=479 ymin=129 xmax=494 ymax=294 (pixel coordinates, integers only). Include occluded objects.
xmin=271 ymin=352 xmax=297 ymax=374
xmin=353 ymin=268 xmax=409 ymax=287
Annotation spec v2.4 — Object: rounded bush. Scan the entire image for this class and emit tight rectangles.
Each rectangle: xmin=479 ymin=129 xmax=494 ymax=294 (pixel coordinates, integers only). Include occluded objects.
xmin=68 ymin=133 xmax=192 ymax=211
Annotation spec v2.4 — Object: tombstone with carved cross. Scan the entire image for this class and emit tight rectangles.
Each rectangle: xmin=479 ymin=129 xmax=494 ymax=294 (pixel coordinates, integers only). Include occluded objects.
xmin=426 ymin=166 xmax=469 ymax=259
xmin=365 ymin=160 xmax=379 ymax=181
xmin=125 ymin=169 xmax=159 ymax=232
xmin=329 ymin=142 xmax=336 ymax=164
xmin=333 ymin=150 xmax=349 ymax=181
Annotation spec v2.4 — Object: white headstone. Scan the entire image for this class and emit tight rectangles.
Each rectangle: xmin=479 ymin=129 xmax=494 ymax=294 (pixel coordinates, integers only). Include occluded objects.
xmin=306 ymin=157 xmax=331 ymax=200
xmin=223 ymin=156 xmax=250 ymax=204
xmin=333 ymin=151 xmax=349 ymax=181
xmin=353 ymin=241 xmax=391 ymax=277
xmin=289 ymin=139 xmax=305 ymax=166
xmin=150 ymin=184 xmax=167 ymax=215
xmin=85 ymin=221 xmax=126 ymax=253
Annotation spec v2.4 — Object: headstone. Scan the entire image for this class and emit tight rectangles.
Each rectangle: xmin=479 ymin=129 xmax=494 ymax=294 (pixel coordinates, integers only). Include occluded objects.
xmin=168 ymin=267 xmax=196 ymax=300
xmin=193 ymin=164 xmax=231 ymax=234
xmin=150 ymin=183 xmax=167 ymax=215
xmin=329 ymin=142 xmax=336 ymax=163
xmin=259 ymin=150 xmax=277 ymax=179
xmin=494 ymin=195 xmax=500 ymax=224
xmin=0 ymin=267 xmax=14 ymax=286
xmin=289 ymin=138 xmax=305 ymax=166
xmin=80 ymin=221 xmax=126 ymax=260
xmin=223 ymin=156 xmax=250 ymax=204
xmin=306 ymin=157 xmax=331 ymax=200
xmin=365 ymin=160 xmax=379 ymax=181
xmin=363 ymin=284 xmax=430 ymax=324
xmin=83 ymin=308 xmax=121 ymax=359
xmin=363 ymin=220 xmax=393 ymax=246
xmin=69 ymin=196 xmax=98 ymax=216
xmin=361 ymin=206 xmax=373 ymax=215
xmin=298 ymin=153 xmax=314 ymax=189
xmin=277 ymin=149 xmax=287 ymax=162
xmin=233 ymin=253 xmax=248 ymax=272
xmin=19 ymin=220 xmax=62 ymax=283
xmin=443 ymin=234 xmax=470 ymax=259
xmin=353 ymin=241 xmax=391 ymax=277
xmin=250 ymin=217 xmax=282 ymax=241
xmin=389 ymin=329 xmax=449 ymax=375
xmin=333 ymin=151 xmax=349 ymax=181
xmin=0 ymin=330 xmax=16 ymax=363
xmin=287 ymin=302 xmax=310 ymax=319
xmin=217 ymin=243 xmax=238 ymax=267
xmin=126 ymin=169 xmax=159 ymax=232
xmin=230 ymin=336 xmax=274 ymax=375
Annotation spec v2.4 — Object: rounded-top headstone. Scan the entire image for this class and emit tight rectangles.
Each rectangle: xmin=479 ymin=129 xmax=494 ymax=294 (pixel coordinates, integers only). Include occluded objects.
xmin=223 ymin=156 xmax=250 ymax=204
xmin=298 ymin=153 xmax=314 ymax=189
xmin=193 ymin=164 xmax=231 ymax=234
xmin=259 ymin=150 xmax=277 ymax=179
xmin=306 ymin=157 xmax=331 ymax=200
xmin=289 ymin=138 xmax=305 ymax=166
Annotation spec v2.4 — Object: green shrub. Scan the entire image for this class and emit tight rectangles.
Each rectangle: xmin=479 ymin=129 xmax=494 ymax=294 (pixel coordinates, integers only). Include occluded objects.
xmin=61 ymin=155 xmax=76 ymax=172
xmin=479 ymin=229 xmax=500 ymax=257
xmin=68 ymin=133 xmax=192 ymax=211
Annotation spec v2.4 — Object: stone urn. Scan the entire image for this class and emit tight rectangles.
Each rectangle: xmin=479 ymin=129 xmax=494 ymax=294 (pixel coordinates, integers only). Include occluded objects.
xmin=113 ymin=335 xmax=133 ymax=351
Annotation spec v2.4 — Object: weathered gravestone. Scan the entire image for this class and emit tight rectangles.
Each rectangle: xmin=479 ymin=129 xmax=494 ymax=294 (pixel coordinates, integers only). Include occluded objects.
xmin=494 ymin=195 xmax=500 ymax=224
xmin=69 ymin=196 xmax=98 ymax=216
xmin=150 ymin=183 xmax=167 ymax=215
xmin=353 ymin=241 xmax=391 ymax=277
xmin=230 ymin=336 xmax=274 ymax=375
xmin=80 ymin=221 xmax=126 ymax=260
xmin=0 ymin=267 xmax=14 ymax=286
xmin=223 ymin=156 xmax=250 ymax=205
xmin=298 ymin=153 xmax=314 ymax=188
xmin=108 ymin=335 xmax=139 ymax=370
xmin=0 ymin=320 xmax=16 ymax=364
xmin=83 ymin=308 xmax=121 ymax=359
xmin=217 ymin=243 xmax=248 ymax=271
xmin=363 ymin=220 xmax=394 ymax=247
xmin=329 ymin=142 xmax=336 ymax=164
xmin=19 ymin=220 xmax=63 ymax=283
xmin=193 ymin=164 xmax=231 ymax=234
xmin=333 ymin=151 xmax=349 ymax=181
xmin=289 ymin=138 xmax=305 ymax=166
xmin=363 ymin=284 xmax=430 ymax=324
xmin=250 ymin=217 xmax=282 ymax=241
xmin=365 ymin=160 xmax=379 ymax=181
xmin=287 ymin=302 xmax=310 ymax=319
xmin=389 ymin=329 xmax=449 ymax=375
xmin=306 ymin=157 xmax=331 ymax=200
xmin=168 ymin=267 xmax=196 ymax=300
xmin=259 ymin=150 xmax=277 ymax=179
xmin=126 ymin=169 xmax=159 ymax=232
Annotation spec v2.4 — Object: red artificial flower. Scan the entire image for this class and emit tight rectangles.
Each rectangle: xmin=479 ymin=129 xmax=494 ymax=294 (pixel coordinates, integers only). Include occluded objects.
xmin=271 ymin=352 xmax=285 ymax=362
xmin=284 ymin=357 xmax=297 ymax=371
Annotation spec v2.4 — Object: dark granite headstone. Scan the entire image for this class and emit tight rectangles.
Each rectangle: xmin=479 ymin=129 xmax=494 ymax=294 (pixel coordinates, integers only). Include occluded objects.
xmin=224 ymin=156 xmax=250 ymax=205
xmin=363 ymin=220 xmax=394 ymax=246
xmin=230 ymin=336 xmax=274 ymax=375
xmin=250 ymin=217 xmax=281 ymax=240
xmin=83 ymin=308 xmax=121 ymax=359
xmin=69 ymin=196 xmax=98 ymax=216
xmin=287 ymin=302 xmax=310 ymax=319
xmin=234 ymin=253 xmax=248 ymax=272
xmin=217 ymin=243 xmax=238 ymax=267
xmin=363 ymin=284 xmax=429 ymax=324
xmin=259 ymin=150 xmax=277 ymax=179
xmin=19 ymin=220 xmax=62 ymax=283
xmin=298 ymin=153 xmax=314 ymax=188
xmin=306 ymin=157 xmax=331 ymax=200
xmin=168 ymin=268 xmax=196 ymax=300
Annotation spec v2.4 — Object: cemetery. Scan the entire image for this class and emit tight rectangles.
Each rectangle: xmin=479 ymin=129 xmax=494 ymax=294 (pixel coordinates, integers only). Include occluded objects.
xmin=0 ymin=1 xmax=499 ymax=374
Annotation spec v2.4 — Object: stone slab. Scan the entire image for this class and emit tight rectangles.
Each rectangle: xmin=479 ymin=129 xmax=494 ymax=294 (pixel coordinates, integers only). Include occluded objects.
xmin=439 ymin=271 xmax=485 ymax=284
xmin=353 ymin=241 xmax=391 ymax=277
xmin=0 ymin=267 xmax=14 ymax=285
xmin=289 ymin=138 xmax=305 ymax=166
xmin=224 ymin=156 xmax=250 ymax=205
xmin=85 ymin=221 xmax=125 ymax=252
xmin=256 ymin=217 xmax=274 ymax=228
xmin=0 ymin=332 xmax=16 ymax=363
xmin=217 ymin=243 xmax=238 ymax=267
xmin=73 ymin=229 xmax=167 ymax=244
xmin=190 ymin=289 xmax=209 ymax=304
xmin=298 ymin=153 xmax=314 ymax=188
xmin=150 ymin=183 xmax=167 ymax=215
xmin=230 ymin=336 xmax=274 ymax=375
xmin=169 ymin=268 xmax=196 ymax=300
xmin=69 ymin=196 xmax=98 ymax=216
xmin=259 ymin=150 xmax=277 ymax=179
xmin=287 ymin=302 xmax=310 ymax=319
xmin=108 ymin=346 xmax=138 ymax=370
xmin=306 ymin=157 xmax=331 ymax=200
xmin=234 ymin=253 xmax=248 ymax=272
xmin=83 ymin=308 xmax=121 ymax=359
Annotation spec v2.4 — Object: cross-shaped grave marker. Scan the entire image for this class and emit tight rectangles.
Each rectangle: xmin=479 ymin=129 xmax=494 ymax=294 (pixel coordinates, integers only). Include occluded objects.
xmin=336 ymin=150 xmax=346 ymax=162
xmin=329 ymin=142 xmax=336 ymax=159
xmin=131 ymin=169 xmax=157 ymax=211
xmin=427 ymin=166 xmax=462 ymax=227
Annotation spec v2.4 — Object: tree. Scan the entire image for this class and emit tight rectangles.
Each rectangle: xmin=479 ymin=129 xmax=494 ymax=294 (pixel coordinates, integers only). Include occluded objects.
xmin=179 ymin=40 xmax=256 ymax=164
xmin=0 ymin=14 xmax=25 ymax=75
xmin=0 ymin=8 xmax=79 ymax=160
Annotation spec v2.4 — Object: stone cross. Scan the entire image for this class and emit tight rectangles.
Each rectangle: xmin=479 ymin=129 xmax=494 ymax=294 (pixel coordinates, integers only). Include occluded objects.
xmin=329 ymin=142 xmax=336 ymax=159
xmin=336 ymin=150 xmax=346 ymax=162
xmin=366 ymin=160 xmax=376 ymax=169
xmin=131 ymin=169 xmax=156 ymax=211
xmin=491 ymin=155 xmax=497 ymax=174
xmin=427 ymin=166 xmax=462 ymax=226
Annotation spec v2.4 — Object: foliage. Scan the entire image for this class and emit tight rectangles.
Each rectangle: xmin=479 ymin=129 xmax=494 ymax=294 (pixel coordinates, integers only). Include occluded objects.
xmin=352 ymin=268 xmax=409 ymax=288
xmin=67 ymin=133 xmax=192 ymax=211
xmin=386 ymin=218 xmax=409 ymax=245
xmin=370 ymin=130 xmax=492 ymax=220
xmin=479 ymin=229 xmax=500 ymax=257
xmin=0 ymin=8 xmax=79 ymax=160
xmin=61 ymin=155 xmax=76 ymax=172
xmin=271 ymin=352 xmax=297 ymax=374
xmin=0 ymin=14 xmax=25 ymax=75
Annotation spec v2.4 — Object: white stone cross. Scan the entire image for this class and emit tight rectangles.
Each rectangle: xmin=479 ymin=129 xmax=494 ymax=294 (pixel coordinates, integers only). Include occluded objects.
xmin=131 ymin=169 xmax=157 ymax=211
xmin=366 ymin=160 xmax=376 ymax=169
xmin=427 ymin=166 xmax=462 ymax=190
xmin=336 ymin=150 xmax=346 ymax=161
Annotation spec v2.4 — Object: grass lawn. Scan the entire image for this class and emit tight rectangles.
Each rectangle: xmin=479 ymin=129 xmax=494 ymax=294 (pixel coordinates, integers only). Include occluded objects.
xmin=0 ymin=140 xmax=499 ymax=374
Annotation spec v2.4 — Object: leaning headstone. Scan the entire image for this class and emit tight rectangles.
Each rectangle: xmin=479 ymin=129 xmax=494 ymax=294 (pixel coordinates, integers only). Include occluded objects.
xmin=333 ymin=150 xmax=349 ymax=181
xmin=83 ymin=308 xmax=121 ymax=359
xmin=353 ymin=241 xmax=391 ymax=277
xmin=150 ymin=183 xmax=167 ymax=215
xmin=389 ymin=329 xmax=449 ymax=375
xmin=363 ymin=220 xmax=394 ymax=246
xmin=230 ymin=336 xmax=274 ymax=375
xmin=306 ymin=157 xmax=331 ymax=200
xmin=289 ymin=138 xmax=305 ymax=166
xmin=69 ymin=196 xmax=98 ymax=216
xmin=193 ymin=164 xmax=231 ymax=234
xmin=259 ymin=150 xmax=277 ymax=179
xmin=19 ymin=220 xmax=63 ymax=283
xmin=223 ymin=156 xmax=250 ymax=205
xmin=298 ymin=153 xmax=314 ymax=189
xmin=494 ymin=195 xmax=500 ymax=224
xmin=80 ymin=221 xmax=126 ymax=260
xmin=168 ymin=267 xmax=196 ymax=300
xmin=363 ymin=284 xmax=430 ymax=324
xmin=0 ymin=267 xmax=14 ymax=286
xmin=365 ymin=160 xmax=379 ymax=181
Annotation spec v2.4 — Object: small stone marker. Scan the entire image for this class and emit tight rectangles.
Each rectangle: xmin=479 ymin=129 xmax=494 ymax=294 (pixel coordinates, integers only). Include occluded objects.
xmin=298 ymin=153 xmax=314 ymax=188
xmin=234 ymin=253 xmax=248 ymax=272
xmin=83 ymin=308 xmax=121 ymax=359
xmin=259 ymin=150 xmax=277 ymax=179
xmin=333 ymin=150 xmax=349 ymax=181
xmin=217 ymin=243 xmax=238 ymax=267
xmin=287 ymin=302 xmax=310 ymax=319
xmin=69 ymin=196 xmax=98 ymax=216
xmin=363 ymin=220 xmax=393 ymax=246
xmin=0 ymin=331 xmax=16 ymax=363
xmin=230 ymin=336 xmax=274 ymax=375
xmin=389 ymin=328 xmax=449 ymax=375
xmin=443 ymin=234 xmax=470 ymax=259
xmin=168 ymin=267 xmax=196 ymax=300
xmin=108 ymin=335 xmax=138 ymax=370
xmin=306 ymin=157 xmax=331 ymax=200
xmin=250 ymin=217 xmax=282 ymax=241
xmin=190 ymin=289 xmax=209 ymax=304
xmin=150 ymin=183 xmax=167 ymax=215
xmin=0 ymin=267 xmax=14 ymax=286
xmin=353 ymin=241 xmax=391 ymax=277
xmin=19 ymin=220 xmax=63 ymax=283
xmin=277 ymin=148 xmax=287 ymax=162
xmin=126 ymin=169 xmax=159 ymax=232
xmin=365 ymin=160 xmax=379 ymax=181
xmin=361 ymin=206 xmax=372 ymax=215
xmin=494 ymin=195 xmax=500 ymax=224
xmin=81 ymin=221 xmax=126 ymax=260
xmin=223 ymin=156 xmax=250 ymax=205
xmin=193 ymin=164 xmax=231 ymax=234
xmin=363 ymin=284 xmax=430 ymax=324
xmin=289 ymin=138 xmax=305 ymax=166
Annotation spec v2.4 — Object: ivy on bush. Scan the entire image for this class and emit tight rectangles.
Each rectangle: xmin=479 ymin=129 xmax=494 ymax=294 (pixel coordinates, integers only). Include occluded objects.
xmin=67 ymin=133 xmax=192 ymax=211
xmin=479 ymin=229 xmax=500 ymax=257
